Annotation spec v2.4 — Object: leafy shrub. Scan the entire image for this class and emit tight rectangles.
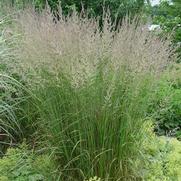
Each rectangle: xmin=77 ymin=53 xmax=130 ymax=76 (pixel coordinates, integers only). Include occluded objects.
xmin=149 ymin=64 xmax=181 ymax=139
xmin=151 ymin=0 xmax=181 ymax=62
xmin=1 ymin=0 xmax=147 ymax=21
xmin=0 ymin=142 xmax=58 ymax=181
xmin=138 ymin=122 xmax=181 ymax=181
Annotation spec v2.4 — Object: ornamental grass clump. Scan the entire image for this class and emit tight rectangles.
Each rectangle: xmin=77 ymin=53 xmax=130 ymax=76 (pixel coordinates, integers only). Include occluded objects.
xmin=1 ymin=6 xmax=177 ymax=181
xmin=12 ymin=7 xmax=175 ymax=85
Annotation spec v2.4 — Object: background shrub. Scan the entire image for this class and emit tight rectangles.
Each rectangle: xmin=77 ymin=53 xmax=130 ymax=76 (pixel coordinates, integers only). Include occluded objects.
xmin=149 ymin=64 xmax=181 ymax=139
xmin=151 ymin=0 xmax=181 ymax=62
xmin=0 ymin=0 xmax=148 ymax=22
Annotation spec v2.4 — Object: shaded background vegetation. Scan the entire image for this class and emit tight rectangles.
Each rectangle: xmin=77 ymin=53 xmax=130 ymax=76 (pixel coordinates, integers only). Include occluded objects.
xmin=1 ymin=0 xmax=147 ymax=17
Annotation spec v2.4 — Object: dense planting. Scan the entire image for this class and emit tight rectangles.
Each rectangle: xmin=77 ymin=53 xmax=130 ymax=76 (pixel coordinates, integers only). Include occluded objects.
xmin=0 ymin=2 xmax=180 ymax=181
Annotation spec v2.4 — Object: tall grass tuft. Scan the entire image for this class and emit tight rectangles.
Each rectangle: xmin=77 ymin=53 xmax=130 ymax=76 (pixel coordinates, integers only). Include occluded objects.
xmin=12 ymin=7 xmax=175 ymax=85
xmin=1 ymin=6 xmax=177 ymax=181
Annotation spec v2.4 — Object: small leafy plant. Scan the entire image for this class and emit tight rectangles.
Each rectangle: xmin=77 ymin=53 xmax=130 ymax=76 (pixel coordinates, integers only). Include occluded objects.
xmin=138 ymin=122 xmax=181 ymax=181
xmin=0 ymin=142 xmax=58 ymax=181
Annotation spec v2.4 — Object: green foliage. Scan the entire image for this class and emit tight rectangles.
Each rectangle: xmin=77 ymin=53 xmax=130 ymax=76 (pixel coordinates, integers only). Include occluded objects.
xmin=138 ymin=122 xmax=181 ymax=181
xmin=0 ymin=142 xmax=58 ymax=181
xmin=0 ymin=4 xmax=179 ymax=181
xmin=18 ymin=68 xmax=156 ymax=180
xmin=149 ymin=65 xmax=181 ymax=139
xmin=84 ymin=176 xmax=101 ymax=181
xmin=60 ymin=0 xmax=146 ymax=20
xmin=1 ymin=123 xmax=181 ymax=181
xmin=0 ymin=74 xmax=39 ymax=155
xmin=0 ymin=19 xmax=8 ymax=71
xmin=1 ymin=0 xmax=147 ymax=21
xmin=0 ymin=72 xmax=160 ymax=180
xmin=151 ymin=0 xmax=181 ymax=61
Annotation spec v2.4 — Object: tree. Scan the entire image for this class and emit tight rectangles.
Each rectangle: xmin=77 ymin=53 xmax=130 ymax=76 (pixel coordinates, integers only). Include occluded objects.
xmin=4 ymin=0 xmax=148 ymax=21
xmin=152 ymin=0 xmax=181 ymax=61
xmin=60 ymin=0 xmax=146 ymax=19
